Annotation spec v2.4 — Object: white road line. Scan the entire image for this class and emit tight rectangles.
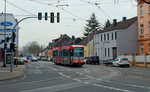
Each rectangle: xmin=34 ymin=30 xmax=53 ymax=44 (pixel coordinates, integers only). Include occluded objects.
xmin=86 ymin=75 xmax=94 ymax=79
xmin=107 ymin=80 xmax=150 ymax=89
xmin=59 ymin=72 xmax=71 ymax=78
xmin=93 ymin=84 xmax=135 ymax=92
xmin=21 ymin=74 xmax=27 ymax=80
xmin=84 ymin=82 xmax=89 ymax=84
xmin=127 ymin=75 xmax=143 ymax=79
xmin=36 ymin=66 xmax=39 ymax=69
xmin=47 ymin=66 xmax=58 ymax=71
xmin=20 ymin=82 xmax=86 ymax=92
xmin=96 ymin=78 xmax=103 ymax=81
xmin=73 ymin=78 xmax=82 ymax=82
xmin=76 ymin=72 xmax=84 ymax=75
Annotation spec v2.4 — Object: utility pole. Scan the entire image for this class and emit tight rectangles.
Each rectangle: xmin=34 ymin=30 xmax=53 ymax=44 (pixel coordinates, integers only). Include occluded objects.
xmin=3 ymin=0 xmax=7 ymax=67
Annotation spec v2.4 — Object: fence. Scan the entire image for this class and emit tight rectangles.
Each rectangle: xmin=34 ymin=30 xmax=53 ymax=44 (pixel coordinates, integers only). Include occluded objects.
xmin=119 ymin=55 xmax=150 ymax=68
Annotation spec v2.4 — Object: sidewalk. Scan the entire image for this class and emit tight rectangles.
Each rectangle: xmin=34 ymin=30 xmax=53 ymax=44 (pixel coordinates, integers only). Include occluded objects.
xmin=0 ymin=62 xmax=25 ymax=81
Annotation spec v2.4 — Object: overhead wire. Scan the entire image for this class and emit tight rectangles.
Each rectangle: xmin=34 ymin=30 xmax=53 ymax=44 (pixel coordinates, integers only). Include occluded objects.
xmin=80 ymin=0 xmax=112 ymax=20
xmin=29 ymin=0 xmax=86 ymax=21
xmin=5 ymin=0 xmax=36 ymax=16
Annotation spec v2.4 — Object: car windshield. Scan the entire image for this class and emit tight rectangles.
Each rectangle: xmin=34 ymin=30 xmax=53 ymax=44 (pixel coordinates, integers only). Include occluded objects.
xmin=120 ymin=58 xmax=128 ymax=61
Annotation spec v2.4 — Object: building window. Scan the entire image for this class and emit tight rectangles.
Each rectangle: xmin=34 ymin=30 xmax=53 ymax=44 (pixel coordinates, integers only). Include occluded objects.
xmin=101 ymin=34 xmax=103 ymax=41
xmin=112 ymin=32 xmax=113 ymax=40
xmin=105 ymin=48 xmax=106 ymax=57
xmin=140 ymin=24 xmax=144 ymax=35
xmin=149 ymin=4 xmax=150 ymax=12
xmin=115 ymin=32 xmax=117 ymax=40
xmin=104 ymin=34 xmax=106 ymax=41
xmin=107 ymin=33 xmax=109 ymax=40
xmin=108 ymin=48 xmax=110 ymax=57
xmin=140 ymin=5 xmax=144 ymax=16
xmin=98 ymin=35 xmax=99 ymax=43
xmin=149 ymin=44 xmax=150 ymax=55
xmin=140 ymin=45 xmax=144 ymax=55
xmin=149 ymin=22 xmax=150 ymax=34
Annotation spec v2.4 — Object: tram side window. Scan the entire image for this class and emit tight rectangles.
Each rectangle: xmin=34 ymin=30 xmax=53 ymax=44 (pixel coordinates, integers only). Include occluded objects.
xmin=53 ymin=50 xmax=58 ymax=57
xmin=63 ymin=49 xmax=69 ymax=56
xmin=70 ymin=49 xmax=74 ymax=56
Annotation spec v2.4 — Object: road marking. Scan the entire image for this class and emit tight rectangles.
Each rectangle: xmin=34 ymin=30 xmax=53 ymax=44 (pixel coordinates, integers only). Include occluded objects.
xmin=46 ymin=66 xmax=58 ymax=71
xmin=127 ymin=75 xmax=143 ymax=79
xmin=73 ymin=78 xmax=82 ymax=82
xmin=76 ymin=72 xmax=84 ymax=75
xmin=93 ymin=84 xmax=135 ymax=92
xmin=36 ymin=66 xmax=39 ymax=69
xmin=21 ymin=74 xmax=26 ymax=80
xmin=59 ymin=72 xmax=71 ymax=78
xmin=105 ymin=80 xmax=150 ymax=89
xmin=77 ymin=78 xmax=88 ymax=80
xmin=96 ymin=78 xmax=103 ymax=81
xmin=20 ymin=82 xmax=87 ymax=92
xmin=84 ymin=82 xmax=89 ymax=84
xmin=86 ymin=75 xmax=94 ymax=79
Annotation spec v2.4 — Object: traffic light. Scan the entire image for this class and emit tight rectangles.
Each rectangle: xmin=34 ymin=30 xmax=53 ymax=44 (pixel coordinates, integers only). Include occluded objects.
xmin=45 ymin=12 xmax=48 ymax=20
xmin=4 ymin=43 xmax=7 ymax=49
xmin=38 ymin=12 xmax=42 ymax=20
xmin=57 ymin=12 xmax=60 ymax=23
xmin=6 ymin=37 xmax=10 ymax=42
xmin=50 ymin=12 xmax=54 ymax=23
xmin=12 ymin=32 xmax=16 ymax=42
xmin=10 ymin=43 xmax=16 ymax=52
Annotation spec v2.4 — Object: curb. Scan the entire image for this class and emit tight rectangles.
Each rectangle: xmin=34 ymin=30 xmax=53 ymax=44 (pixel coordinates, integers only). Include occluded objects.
xmin=0 ymin=65 xmax=26 ymax=81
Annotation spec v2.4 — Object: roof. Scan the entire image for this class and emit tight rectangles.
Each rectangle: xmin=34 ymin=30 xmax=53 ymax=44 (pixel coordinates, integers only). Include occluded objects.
xmin=78 ymin=37 xmax=88 ymax=45
xmin=97 ymin=17 xmax=137 ymax=33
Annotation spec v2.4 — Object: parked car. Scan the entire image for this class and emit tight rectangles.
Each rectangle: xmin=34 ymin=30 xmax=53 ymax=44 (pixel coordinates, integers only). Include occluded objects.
xmin=31 ymin=57 xmax=38 ymax=62
xmin=113 ymin=58 xmax=130 ymax=67
xmin=103 ymin=59 xmax=113 ymax=66
xmin=86 ymin=56 xmax=100 ymax=65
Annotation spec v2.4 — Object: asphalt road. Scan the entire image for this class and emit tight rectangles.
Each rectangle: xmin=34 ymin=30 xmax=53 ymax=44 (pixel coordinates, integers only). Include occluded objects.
xmin=0 ymin=61 xmax=150 ymax=92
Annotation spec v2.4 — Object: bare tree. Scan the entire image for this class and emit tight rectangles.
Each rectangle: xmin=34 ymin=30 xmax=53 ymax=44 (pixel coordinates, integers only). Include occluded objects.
xmin=21 ymin=41 xmax=44 ymax=56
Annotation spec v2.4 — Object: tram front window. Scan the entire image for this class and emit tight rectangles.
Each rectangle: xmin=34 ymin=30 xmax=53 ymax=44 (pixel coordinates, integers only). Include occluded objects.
xmin=74 ymin=48 xmax=84 ymax=57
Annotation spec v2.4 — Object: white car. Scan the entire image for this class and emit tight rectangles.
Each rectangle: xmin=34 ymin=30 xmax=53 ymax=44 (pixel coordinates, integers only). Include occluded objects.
xmin=113 ymin=58 xmax=130 ymax=67
xmin=31 ymin=57 xmax=38 ymax=62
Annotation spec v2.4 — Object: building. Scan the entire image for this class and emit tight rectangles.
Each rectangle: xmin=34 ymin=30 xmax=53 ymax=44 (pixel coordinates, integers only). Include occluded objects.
xmin=78 ymin=37 xmax=88 ymax=57
xmin=0 ymin=13 xmax=19 ymax=61
xmin=94 ymin=17 xmax=138 ymax=60
xmin=137 ymin=0 xmax=150 ymax=55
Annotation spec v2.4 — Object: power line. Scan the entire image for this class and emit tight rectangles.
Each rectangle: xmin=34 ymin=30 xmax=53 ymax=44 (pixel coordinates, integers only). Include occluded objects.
xmin=29 ymin=0 xmax=86 ymax=21
xmin=80 ymin=0 xmax=112 ymax=20
xmin=5 ymin=0 xmax=36 ymax=16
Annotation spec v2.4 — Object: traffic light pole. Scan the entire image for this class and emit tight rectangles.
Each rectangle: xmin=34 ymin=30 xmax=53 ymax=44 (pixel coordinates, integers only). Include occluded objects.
xmin=10 ymin=16 xmax=37 ymax=72
xmin=3 ymin=0 xmax=7 ymax=67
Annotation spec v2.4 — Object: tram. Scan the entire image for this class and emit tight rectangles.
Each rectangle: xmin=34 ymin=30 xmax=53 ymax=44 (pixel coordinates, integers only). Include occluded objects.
xmin=52 ymin=45 xmax=85 ymax=67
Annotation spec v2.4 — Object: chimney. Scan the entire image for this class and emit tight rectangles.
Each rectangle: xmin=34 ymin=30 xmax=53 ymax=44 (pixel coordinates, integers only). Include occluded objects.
xmin=122 ymin=17 xmax=127 ymax=21
xmin=113 ymin=19 xmax=117 ymax=26
xmin=72 ymin=36 xmax=75 ymax=45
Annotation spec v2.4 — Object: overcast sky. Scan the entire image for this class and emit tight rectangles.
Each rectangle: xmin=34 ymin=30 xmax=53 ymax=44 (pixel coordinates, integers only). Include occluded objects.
xmin=0 ymin=0 xmax=137 ymax=47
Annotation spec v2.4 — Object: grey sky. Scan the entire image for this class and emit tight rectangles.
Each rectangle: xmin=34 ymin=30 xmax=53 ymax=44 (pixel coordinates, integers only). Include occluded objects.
xmin=0 ymin=0 xmax=137 ymax=47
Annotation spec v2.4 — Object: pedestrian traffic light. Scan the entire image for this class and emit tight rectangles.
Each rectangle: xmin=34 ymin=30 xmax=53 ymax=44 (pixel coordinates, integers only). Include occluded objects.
xmin=57 ymin=12 xmax=60 ymax=23
xmin=50 ymin=12 xmax=54 ymax=23
xmin=4 ymin=43 xmax=7 ymax=49
xmin=12 ymin=32 xmax=16 ymax=42
xmin=45 ymin=12 xmax=48 ymax=20
xmin=38 ymin=12 xmax=42 ymax=20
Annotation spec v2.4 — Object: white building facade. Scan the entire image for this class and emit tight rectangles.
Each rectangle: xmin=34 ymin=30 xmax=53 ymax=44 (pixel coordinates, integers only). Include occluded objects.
xmin=94 ymin=17 xmax=138 ymax=60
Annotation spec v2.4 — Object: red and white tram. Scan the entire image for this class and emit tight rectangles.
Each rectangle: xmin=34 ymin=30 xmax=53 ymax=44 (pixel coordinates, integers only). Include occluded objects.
xmin=52 ymin=45 xmax=85 ymax=67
